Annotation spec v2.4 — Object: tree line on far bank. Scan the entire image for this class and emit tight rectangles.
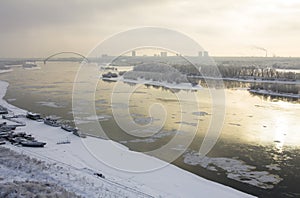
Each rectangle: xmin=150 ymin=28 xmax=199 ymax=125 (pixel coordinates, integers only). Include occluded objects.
xmin=172 ymin=64 xmax=299 ymax=81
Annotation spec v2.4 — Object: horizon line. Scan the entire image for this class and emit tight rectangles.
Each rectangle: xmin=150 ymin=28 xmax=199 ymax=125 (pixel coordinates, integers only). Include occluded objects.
xmin=1 ymin=55 xmax=300 ymax=60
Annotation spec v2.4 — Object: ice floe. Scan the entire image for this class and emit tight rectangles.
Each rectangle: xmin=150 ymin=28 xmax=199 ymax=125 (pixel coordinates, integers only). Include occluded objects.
xmin=36 ymin=101 xmax=65 ymax=108
xmin=184 ymin=151 xmax=282 ymax=189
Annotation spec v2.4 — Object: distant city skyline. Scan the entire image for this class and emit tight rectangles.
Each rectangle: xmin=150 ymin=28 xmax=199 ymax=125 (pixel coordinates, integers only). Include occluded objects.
xmin=0 ymin=0 xmax=300 ymax=58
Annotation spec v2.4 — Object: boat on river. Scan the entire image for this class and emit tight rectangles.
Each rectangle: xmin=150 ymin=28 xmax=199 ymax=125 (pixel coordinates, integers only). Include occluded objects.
xmin=0 ymin=105 xmax=8 ymax=114
xmin=102 ymin=72 xmax=118 ymax=78
xmin=44 ymin=117 xmax=60 ymax=127
xmin=21 ymin=141 xmax=46 ymax=147
xmin=61 ymin=124 xmax=77 ymax=132
xmin=26 ymin=112 xmax=42 ymax=121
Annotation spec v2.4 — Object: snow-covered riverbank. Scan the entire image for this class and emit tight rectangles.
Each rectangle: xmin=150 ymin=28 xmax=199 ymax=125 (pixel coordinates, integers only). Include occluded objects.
xmin=102 ymin=76 xmax=202 ymax=91
xmin=0 ymin=80 xmax=255 ymax=197
xmin=248 ymin=89 xmax=300 ymax=99
xmin=190 ymin=75 xmax=299 ymax=85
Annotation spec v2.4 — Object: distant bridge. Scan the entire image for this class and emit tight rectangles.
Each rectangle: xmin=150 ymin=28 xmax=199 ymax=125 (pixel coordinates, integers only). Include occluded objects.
xmin=43 ymin=52 xmax=89 ymax=64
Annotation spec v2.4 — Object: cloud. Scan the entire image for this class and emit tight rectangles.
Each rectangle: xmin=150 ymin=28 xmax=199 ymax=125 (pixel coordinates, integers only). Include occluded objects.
xmin=0 ymin=0 xmax=166 ymax=32
xmin=0 ymin=0 xmax=299 ymax=57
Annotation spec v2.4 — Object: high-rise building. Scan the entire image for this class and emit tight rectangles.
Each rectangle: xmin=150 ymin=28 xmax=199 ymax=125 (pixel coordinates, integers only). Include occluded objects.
xmin=198 ymin=51 xmax=203 ymax=57
xmin=160 ymin=52 xmax=167 ymax=57
xmin=203 ymin=51 xmax=209 ymax=57
xmin=132 ymin=51 xmax=136 ymax=57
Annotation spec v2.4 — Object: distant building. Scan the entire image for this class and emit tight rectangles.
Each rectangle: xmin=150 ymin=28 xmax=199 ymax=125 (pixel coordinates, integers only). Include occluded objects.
xmin=160 ymin=52 xmax=167 ymax=57
xmin=132 ymin=51 xmax=136 ymax=57
xmin=203 ymin=51 xmax=209 ymax=57
xmin=198 ymin=51 xmax=209 ymax=57
xmin=101 ymin=54 xmax=108 ymax=57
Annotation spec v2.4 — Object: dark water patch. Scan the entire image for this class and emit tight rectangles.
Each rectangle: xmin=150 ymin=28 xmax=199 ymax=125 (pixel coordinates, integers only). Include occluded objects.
xmin=229 ymin=123 xmax=241 ymax=127
xmin=192 ymin=111 xmax=209 ymax=116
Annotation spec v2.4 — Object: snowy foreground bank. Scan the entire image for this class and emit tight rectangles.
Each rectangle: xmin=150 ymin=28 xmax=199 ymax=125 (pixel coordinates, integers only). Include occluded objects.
xmin=0 ymin=80 xmax=254 ymax=198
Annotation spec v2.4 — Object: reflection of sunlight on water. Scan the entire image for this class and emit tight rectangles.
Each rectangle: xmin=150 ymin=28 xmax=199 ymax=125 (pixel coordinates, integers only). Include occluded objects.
xmin=275 ymin=101 xmax=293 ymax=109
xmin=273 ymin=116 xmax=287 ymax=153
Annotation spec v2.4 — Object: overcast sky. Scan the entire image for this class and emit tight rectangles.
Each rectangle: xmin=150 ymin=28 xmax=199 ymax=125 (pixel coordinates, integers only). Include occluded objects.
xmin=0 ymin=0 xmax=299 ymax=58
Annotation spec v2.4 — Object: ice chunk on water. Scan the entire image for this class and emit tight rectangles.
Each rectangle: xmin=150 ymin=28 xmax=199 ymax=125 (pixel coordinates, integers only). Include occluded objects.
xmin=184 ymin=151 xmax=283 ymax=189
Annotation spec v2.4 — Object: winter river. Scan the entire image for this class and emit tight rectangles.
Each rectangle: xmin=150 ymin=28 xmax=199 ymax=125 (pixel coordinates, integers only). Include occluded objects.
xmin=1 ymin=61 xmax=299 ymax=197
